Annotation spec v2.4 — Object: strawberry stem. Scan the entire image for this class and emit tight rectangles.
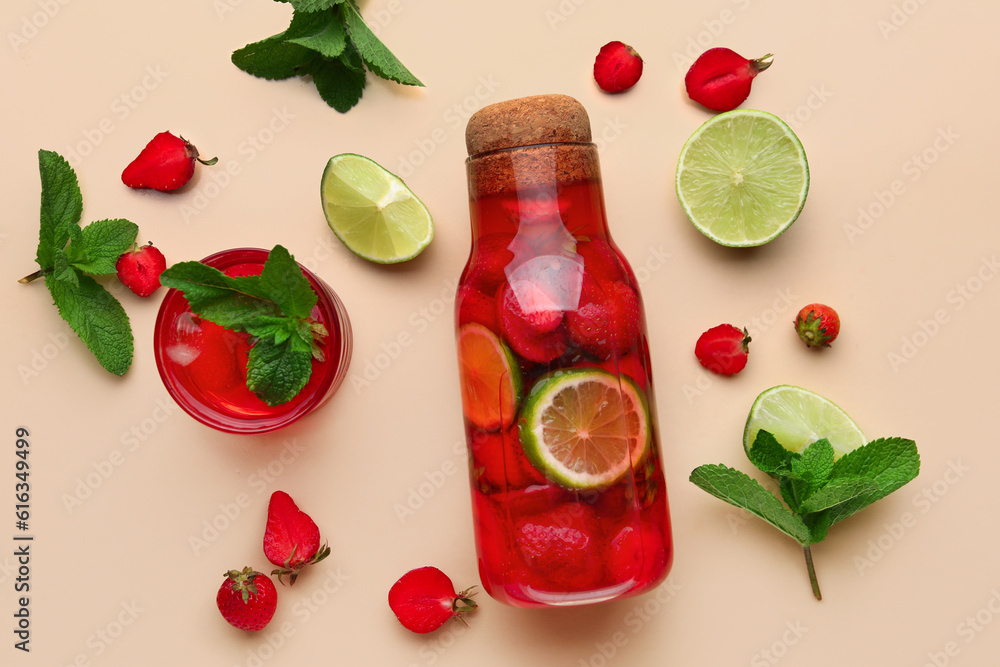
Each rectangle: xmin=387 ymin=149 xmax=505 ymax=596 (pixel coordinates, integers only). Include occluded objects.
xmin=752 ymin=54 xmax=774 ymax=74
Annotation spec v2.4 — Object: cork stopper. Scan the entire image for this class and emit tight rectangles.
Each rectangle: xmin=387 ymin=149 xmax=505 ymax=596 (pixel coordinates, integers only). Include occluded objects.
xmin=465 ymin=94 xmax=592 ymax=156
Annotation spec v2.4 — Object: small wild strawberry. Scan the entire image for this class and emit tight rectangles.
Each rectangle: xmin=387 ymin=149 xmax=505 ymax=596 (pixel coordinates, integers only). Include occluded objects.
xmin=594 ymin=41 xmax=644 ymax=93
xmin=115 ymin=243 xmax=166 ymax=297
xmin=388 ymin=567 xmax=478 ymax=634
xmin=216 ymin=567 xmax=278 ymax=632
xmin=685 ymin=48 xmax=773 ymax=112
xmin=121 ymin=131 xmax=217 ymax=192
xmin=794 ymin=303 xmax=840 ymax=348
xmin=263 ymin=490 xmax=330 ymax=585
xmin=695 ymin=324 xmax=751 ymax=375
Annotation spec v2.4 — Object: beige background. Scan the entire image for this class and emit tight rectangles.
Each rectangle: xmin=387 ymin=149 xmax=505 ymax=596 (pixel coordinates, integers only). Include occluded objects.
xmin=3 ymin=0 xmax=999 ymax=664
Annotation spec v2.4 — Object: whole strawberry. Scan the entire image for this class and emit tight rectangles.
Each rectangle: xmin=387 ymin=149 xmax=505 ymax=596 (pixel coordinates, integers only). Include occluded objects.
xmin=685 ymin=48 xmax=773 ymax=112
xmin=594 ymin=41 xmax=644 ymax=93
xmin=388 ymin=566 xmax=477 ymax=634
xmin=216 ymin=567 xmax=278 ymax=632
xmin=565 ymin=277 xmax=641 ymax=360
xmin=695 ymin=324 xmax=751 ymax=375
xmin=794 ymin=303 xmax=840 ymax=348
xmin=115 ymin=243 xmax=166 ymax=297
xmin=122 ymin=131 xmax=217 ymax=192
xmin=263 ymin=490 xmax=330 ymax=585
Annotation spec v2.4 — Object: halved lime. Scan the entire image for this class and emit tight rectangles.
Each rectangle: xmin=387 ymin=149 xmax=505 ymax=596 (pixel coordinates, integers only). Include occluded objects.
xmin=744 ymin=385 xmax=865 ymax=461
xmin=457 ymin=323 xmax=521 ymax=431
xmin=676 ymin=109 xmax=809 ymax=247
xmin=520 ymin=369 xmax=650 ymax=489
xmin=321 ymin=153 xmax=433 ymax=263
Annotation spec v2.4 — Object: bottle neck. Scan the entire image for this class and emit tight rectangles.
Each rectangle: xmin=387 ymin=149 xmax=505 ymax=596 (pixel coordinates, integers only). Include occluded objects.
xmin=466 ymin=143 xmax=610 ymax=242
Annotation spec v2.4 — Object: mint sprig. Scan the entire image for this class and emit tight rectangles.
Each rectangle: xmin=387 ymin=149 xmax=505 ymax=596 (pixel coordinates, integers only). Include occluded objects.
xmin=158 ymin=245 xmax=328 ymax=406
xmin=19 ymin=150 xmax=137 ymax=376
xmin=232 ymin=0 xmax=423 ymax=113
xmin=690 ymin=430 xmax=919 ymax=599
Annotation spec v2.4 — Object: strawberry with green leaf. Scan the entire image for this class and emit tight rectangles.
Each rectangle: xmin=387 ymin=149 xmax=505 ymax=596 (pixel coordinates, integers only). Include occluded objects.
xmin=19 ymin=150 xmax=138 ymax=375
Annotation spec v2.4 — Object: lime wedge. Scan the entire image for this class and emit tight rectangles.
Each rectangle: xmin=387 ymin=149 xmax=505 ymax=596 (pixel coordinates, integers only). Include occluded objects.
xmin=457 ymin=323 xmax=521 ymax=431
xmin=744 ymin=385 xmax=865 ymax=461
xmin=321 ymin=153 xmax=433 ymax=263
xmin=676 ymin=109 xmax=809 ymax=247
xmin=520 ymin=369 xmax=650 ymax=489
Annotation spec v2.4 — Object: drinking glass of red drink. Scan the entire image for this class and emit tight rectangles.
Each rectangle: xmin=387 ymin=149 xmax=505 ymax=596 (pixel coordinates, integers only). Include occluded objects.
xmin=154 ymin=248 xmax=352 ymax=434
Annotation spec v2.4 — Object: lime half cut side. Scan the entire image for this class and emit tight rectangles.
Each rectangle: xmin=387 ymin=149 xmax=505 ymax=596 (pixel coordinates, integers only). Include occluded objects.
xmin=321 ymin=153 xmax=433 ymax=263
xmin=744 ymin=385 xmax=866 ymax=461
xmin=520 ymin=369 xmax=650 ymax=489
xmin=676 ymin=109 xmax=809 ymax=247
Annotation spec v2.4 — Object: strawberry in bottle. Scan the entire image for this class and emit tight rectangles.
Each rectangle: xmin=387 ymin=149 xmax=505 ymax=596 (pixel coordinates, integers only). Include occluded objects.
xmin=456 ymin=95 xmax=673 ymax=608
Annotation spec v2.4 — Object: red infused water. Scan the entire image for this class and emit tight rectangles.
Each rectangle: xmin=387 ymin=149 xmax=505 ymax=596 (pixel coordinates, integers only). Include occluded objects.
xmin=154 ymin=248 xmax=352 ymax=434
xmin=456 ymin=95 xmax=673 ymax=607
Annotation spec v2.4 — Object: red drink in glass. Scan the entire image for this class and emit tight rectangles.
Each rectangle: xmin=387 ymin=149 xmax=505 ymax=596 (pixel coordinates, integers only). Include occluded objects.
xmin=457 ymin=96 xmax=673 ymax=607
xmin=154 ymin=248 xmax=352 ymax=434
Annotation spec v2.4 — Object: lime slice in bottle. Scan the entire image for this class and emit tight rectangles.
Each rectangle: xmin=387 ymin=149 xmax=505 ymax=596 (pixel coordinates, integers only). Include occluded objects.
xmin=321 ymin=153 xmax=433 ymax=263
xmin=520 ymin=369 xmax=650 ymax=489
xmin=676 ymin=109 xmax=809 ymax=247
xmin=457 ymin=323 xmax=521 ymax=431
xmin=743 ymin=385 xmax=866 ymax=461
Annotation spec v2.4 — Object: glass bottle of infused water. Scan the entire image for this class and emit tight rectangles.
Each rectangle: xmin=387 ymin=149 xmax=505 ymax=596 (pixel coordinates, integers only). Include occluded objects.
xmin=455 ymin=94 xmax=673 ymax=607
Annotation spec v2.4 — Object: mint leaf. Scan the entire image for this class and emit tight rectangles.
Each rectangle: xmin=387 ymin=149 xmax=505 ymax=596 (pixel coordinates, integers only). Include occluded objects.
xmin=36 ymin=150 xmax=82 ymax=269
xmin=256 ymin=244 xmax=317 ymax=319
xmin=66 ymin=219 xmax=138 ymax=275
xmin=289 ymin=0 xmax=343 ymax=11
xmin=159 ymin=261 xmax=281 ymax=329
xmin=798 ymin=477 xmax=880 ymax=515
xmin=341 ymin=1 xmax=423 ymax=86
xmin=690 ymin=464 xmax=811 ymax=545
xmin=246 ymin=336 xmax=313 ymax=406
xmin=286 ymin=10 xmax=347 ymax=59
xmin=311 ymin=57 xmax=366 ymax=112
xmin=232 ymin=33 xmax=314 ymax=80
xmin=748 ymin=429 xmax=793 ymax=476
xmin=52 ymin=249 xmax=79 ymax=286
xmin=780 ymin=438 xmax=836 ymax=511
xmin=46 ymin=273 xmax=133 ymax=376
xmin=821 ymin=437 xmax=920 ymax=526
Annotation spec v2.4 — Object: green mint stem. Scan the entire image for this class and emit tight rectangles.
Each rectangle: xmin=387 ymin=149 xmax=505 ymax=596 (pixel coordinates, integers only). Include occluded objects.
xmin=19 ymin=268 xmax=48 ymax=284
xmin=803 ymin=545 xmax=822 ymax=600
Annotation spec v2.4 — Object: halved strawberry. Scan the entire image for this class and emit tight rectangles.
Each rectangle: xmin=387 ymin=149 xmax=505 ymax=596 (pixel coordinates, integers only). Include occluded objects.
xmin=263 ymin=490 xmax=330 ymax=585
xmin=388 ymin=567 xmax=478 ymax=634
xmin=468 ymin=425 xmax=547 ymax=491
xmin=457 ymin=284 xmax=500 ymax=334
xmin=116 ymin=243 xmax=166 ymax=297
